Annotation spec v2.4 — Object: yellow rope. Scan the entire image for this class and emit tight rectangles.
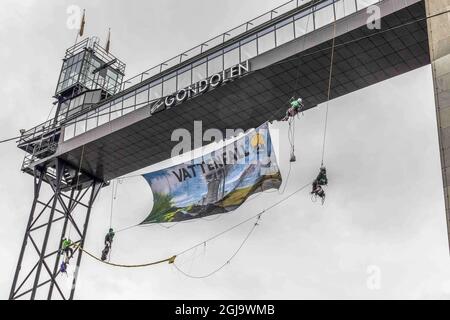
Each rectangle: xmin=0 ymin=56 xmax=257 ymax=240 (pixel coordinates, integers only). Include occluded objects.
xmin=76 ymin=244 xmax=176 ymax=268
xmin=75 ymin=182 xmax=311 ymax=269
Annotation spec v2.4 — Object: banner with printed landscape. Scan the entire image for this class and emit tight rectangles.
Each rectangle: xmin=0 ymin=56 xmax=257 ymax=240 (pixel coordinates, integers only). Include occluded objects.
xmin=141 ymin=123 xmax=282 ymax=224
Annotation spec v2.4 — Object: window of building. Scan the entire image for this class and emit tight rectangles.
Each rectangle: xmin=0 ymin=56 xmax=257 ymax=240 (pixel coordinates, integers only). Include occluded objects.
xmin=123 ymin=92 xmax=135 ymax=111
xmin=294 ymin=10 xmax=315 ymax=37
xmin=356 ymin=0 xmax=379 ymax=10
xmin=192 ymin=60 xmax=207 ymax=82
xmin=75 ymin=115 xmax=87 ymax=136
xmin=224 ymin=43 xmax=240 ymax=69
xmin=97 ymin=105 xmax=110 ymax=126
xmin=136 ymin=86 xmax=150 ymax=106
xmin=110 ymin=99 xmax=123 ymax=121
xmin=150 ymin=81 xmax=163 ymax=100
xmin=240 ymin=35 xmax=257 ymax=61
xmin=276 ymin=19 xmax=295 ymax=46
xmin=57 ymin=51 xmax=85 ymax=93
xmin=163 ymin=73 xmax=177 ymax=96
xmin=314 ymin=3 xmax=335 ymax=29
xmin=207 ymin=52 xmax=224 ymax=77
xmin=64 ymin=123 xmax=75 ymax=141
xmin=177 ymin=66 xmax=192 ymax=89
xmin=335 ymin=0 xmax=357 ymax=19
xmin=257 ymin=27 xmax=276 ymax=54
xmin=86 ymin=111 xmax=98 ymax=131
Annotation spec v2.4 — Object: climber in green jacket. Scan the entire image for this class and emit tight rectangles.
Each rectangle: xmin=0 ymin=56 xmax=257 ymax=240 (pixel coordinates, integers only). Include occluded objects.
xmin=311 ymin=167 xmax=328 ymax=205
xmin=61 ymin=238 xmax=74 ymax=263
xmin=101 ymin=228 xmax=115 ymax=262
xmin=282 ymin=97 xmax=304 ymax=121
xmin=316 ymin=166 xmax=328 ymax=186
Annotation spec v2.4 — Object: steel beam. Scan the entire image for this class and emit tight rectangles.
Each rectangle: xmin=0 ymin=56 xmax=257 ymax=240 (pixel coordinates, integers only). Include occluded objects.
xmin=30 ymin=160 xmax=64 ymax=299
xmin=47 ymin=188 xmax=74 ymax=300
xmin=70 ymin=181 xmax=102 ymax=300
xmin=9 ymin=159 xmax=105 ymax=300
xmin=9 ymin=169 xmax=44 ymax=300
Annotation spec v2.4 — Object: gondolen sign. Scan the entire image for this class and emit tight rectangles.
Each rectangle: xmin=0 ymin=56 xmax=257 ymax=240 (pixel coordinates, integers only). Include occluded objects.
xmin=150 ymin=60 xmax=250 ymax=114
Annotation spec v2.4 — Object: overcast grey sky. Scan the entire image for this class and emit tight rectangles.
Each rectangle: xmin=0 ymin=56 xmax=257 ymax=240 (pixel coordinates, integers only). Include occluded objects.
xmin=1 ymin=0 xmax=450 ymax=300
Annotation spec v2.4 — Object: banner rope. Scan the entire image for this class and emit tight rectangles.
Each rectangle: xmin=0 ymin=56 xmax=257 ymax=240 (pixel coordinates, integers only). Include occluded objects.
xmin=78 ymin=181 xmax=312 ymax=269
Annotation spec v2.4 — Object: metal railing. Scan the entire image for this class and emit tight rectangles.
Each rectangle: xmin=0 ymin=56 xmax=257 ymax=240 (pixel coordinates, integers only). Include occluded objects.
xmin=18 ymin=119 xmax=58 ymax=145
xmin=65 ymin=37 xmax=126 ymax=74
xmin=21 ymin=141 xmax=58 ymax=170
xmin=21 ymin=0 xmax=382 ymax=145
xmin=121 ymin=0 xmax=320 ymax=90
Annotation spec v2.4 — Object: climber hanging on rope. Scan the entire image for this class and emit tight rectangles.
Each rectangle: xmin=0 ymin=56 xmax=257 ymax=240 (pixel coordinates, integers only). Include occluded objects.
xmin=316 ymin=166 xmax=328 ymax=186
xmin=311 ymin=167 xmax=328 ymax=204
xmin=311 ymin=180 xmax=326 ymax=204
xmin=101 ymin=228 xmax=115 ymax=261
xmin=60 ymin=261 xmax=68 ymax=276
xmin=282 ymin=97 xmax=304 ymax=121
xmin=61 ymin=238 xmax=74 ymax=263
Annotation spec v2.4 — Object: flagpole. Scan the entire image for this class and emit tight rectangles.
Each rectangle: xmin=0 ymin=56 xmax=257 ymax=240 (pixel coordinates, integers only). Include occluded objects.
xmin=75 ymin=9 xmax=86 ymax=46
xmin=105 ymin=28 xmax=111 ymax=54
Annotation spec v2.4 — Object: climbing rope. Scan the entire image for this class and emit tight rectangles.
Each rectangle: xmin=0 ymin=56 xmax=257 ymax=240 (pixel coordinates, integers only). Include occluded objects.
xmin=71 ymin=0 xmax=326 ymax=271
xmin=176 ymin=245 xmax=205 ymax=270
xmin=114 ymin=187 xmax=269 ymax=234
xmin=77 ymin=244 xmax=176 ymax=268
xmin=0 ymin=136 xmax=22 ymax=144
xmin=74 ymin=146 xmax=85 ymax=189
xmin=289 ymin=116 xmax=297 ymax=159
xmin=321 ymin=12 xmax=337 ymax=167
xmin=109 ymin=179 xmax=116 ymax=229
xmin=79 ymin=181 xmax=312 ymax=269
xmin=271 ymin=9 xmax=450 ymax=70
xmin=176 ymin=181 xmax=310 ymax=256
xmin=68 ymin=145 xmax=86 ymax=239
xmin=104 ymin=119 xmax=292 ymax=233
xmin=1 ymin=7 xmax=447 ymax=150
xmin=276 ymin=118 xmax=295 ymax=195
xmin=291 ymin=0 xmax=315 ymax=99
xmin=173 ymin=215 xmax=261 ymax=279
xmin=115 ymin=224 xmax=140 ymax=234
xmin=114 ymin=209 xmax=227 ymax=234
xmin=0 ymin=127 xmax=66 ymax=145
xmin=174 ymin=179 xmax=313 ymax=278
xmin=266 ymin=1 xmax=314 ymax=123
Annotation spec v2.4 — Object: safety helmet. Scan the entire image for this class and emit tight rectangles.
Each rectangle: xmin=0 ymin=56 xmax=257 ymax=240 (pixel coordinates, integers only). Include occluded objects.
xmin=297 ymin=98 xmax=303 ymax=104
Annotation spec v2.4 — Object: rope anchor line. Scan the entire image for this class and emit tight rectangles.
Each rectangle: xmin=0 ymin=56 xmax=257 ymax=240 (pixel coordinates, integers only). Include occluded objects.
xmin=77 ymin=181 xmax=312 ymax=274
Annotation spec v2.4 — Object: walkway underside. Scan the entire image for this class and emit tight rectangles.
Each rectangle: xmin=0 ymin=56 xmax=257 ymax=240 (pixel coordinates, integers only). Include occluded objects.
xmin=54 ymin=1 xmax=428 ymax=182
